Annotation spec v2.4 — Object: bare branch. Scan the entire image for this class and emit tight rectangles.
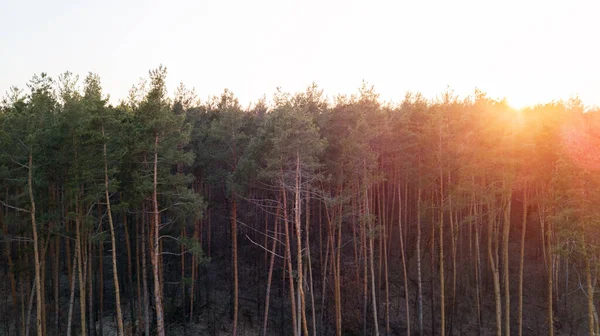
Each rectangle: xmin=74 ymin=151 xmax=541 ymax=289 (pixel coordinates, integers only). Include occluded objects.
xmin=246 ymin=235 xmax=285 ymax=259
xmin=159 ymin=235 xmax=180 ymax=242
xmin=0 ymin=200 xmax=30 ymax=213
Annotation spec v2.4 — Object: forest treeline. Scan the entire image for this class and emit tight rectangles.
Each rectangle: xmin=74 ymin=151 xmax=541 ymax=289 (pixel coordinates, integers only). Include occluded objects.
xmin=1 ymin=66 xmax=600 ymax=336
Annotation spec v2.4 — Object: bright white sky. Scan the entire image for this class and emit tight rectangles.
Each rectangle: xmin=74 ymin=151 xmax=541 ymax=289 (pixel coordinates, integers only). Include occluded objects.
xmin=1 ymin=0 xmax=599 ymax=109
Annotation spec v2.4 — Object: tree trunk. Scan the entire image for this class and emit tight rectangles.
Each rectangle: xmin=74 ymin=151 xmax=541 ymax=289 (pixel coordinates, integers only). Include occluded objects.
xmin=367 ymin=183 xmax=380 ymax=336
xmin=487 ymin=201 xmax=501 ymax=336
xmin=232 ymin=195 xmax=239 ymax=336
xmin=306 ymin=194 xmax=317 ymax=336
xmin=151 ymin=134 xmax=166 ymax=336
xmin=141 ymin=205 xmax=150 ymax=336
xmin=135 ymin=213 xmax=142 ymax=335
xmin=517 ymin=184 xmax=527 ymax=336
xmin=281 ymin=181 xmax=298 ymax=336
xmin=261 ymin=204 xmax=279 ymax=336
xmin=398 ymin=182 xmax=410 ymax=336
xmin=546 ymin=212 xmax=555 ymax=336
xmin=502 ymin=188 xmax=512 ymax=336
xmin=54 ymin=234 xmax=60 ymax=335
xmin=123 ymin=212 xmax=135 ymax=331
xmin=28 ymin=153 xmax=44 ymax=336
xmin=67 ymin=249 xmax=78 ymax=336
xmin=75 ymin=193 xmax=87 ymax=336
xmin=416 ymin=182 xmax=424 ymax=336
xmin=295 ymin=154 xmax=309 ymax=336
xmin=448 ymin=173 xmax=457 ymax=335
xmin=362 ymin=187 xmax=368 ymax=336
xmin=382 ymin=182 xmax=390 ymax=336
xmin=438 ymin=151 xmax=445 ymax=336
xmin=336 ymin=187 xmax=343 ymax=336
xmin=88 ymin=242 xmax=95 ymax=336
xmin=473 ymin=196 xmax=482 ymax=333
xmin=102 ymin=125 xmax=125 ymax=336
xmin=98 ymin=235 xmax=104 ymax=336
xmin=430 ymin=193 xmax=436 ymax=336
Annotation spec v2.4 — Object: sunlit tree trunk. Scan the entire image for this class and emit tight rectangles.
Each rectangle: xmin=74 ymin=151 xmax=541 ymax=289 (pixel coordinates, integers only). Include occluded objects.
xmin=382 ymin=180 xmax=390 ymax=336
xmin=27 ymin=153 xmax=44 ymax=336
xmin=66 ymin=249 xmax=77 ymax=336
xmin=398 ymin=181 xmax=410 ymax=336
xmin=75 ymin=193 xmax=87 ymax=336
xmin=417 ymin=180 xmax=424 ymax=336
xmin=430 ymin=192 xmax=436 ymax=336
xmin=151 ymin=134 xmax=166 ymax=336
xmin=487 ymin=200 xmax=502 ymax=336
xmin=502 ymin=186 xmax=512 ymax=336
xmin=473 ymin=194 xmax=482 ymax=333
xmin=364 ymin=160 xmax=380 ymax=336
xmin=261 ymin=203 xmax=279 ymax=336
xmin=281 ymin=179 xmax=298 ymax=336
xmin=294 ymin=153 xmax=309 ymax=336
xmin=362 ymin=186 xmax=368 ymax=336
xmin=448 ymin=173 xmax=457 ymax=334
xmin=305 ymin=193 xmax=317 ymax=336
xmin=102 ymin=125 xmax=125 ymax=336
xmin=517 ymin=183 xmax=527 ymax=336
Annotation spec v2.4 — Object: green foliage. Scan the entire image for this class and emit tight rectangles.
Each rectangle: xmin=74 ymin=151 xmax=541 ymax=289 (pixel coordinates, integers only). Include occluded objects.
xmin=179 ymin=236 xmax=210 ymax=265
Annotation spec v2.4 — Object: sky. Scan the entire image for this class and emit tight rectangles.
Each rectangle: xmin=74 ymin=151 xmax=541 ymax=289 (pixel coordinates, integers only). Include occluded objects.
xmin=1 ymin=0 xmax=599 ymax=109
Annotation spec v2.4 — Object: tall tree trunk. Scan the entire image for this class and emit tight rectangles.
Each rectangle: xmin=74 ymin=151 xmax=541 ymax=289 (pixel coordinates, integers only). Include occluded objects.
xmin=382 ymin=181 xmax=390 ymax=336
xmin=281 ymin=181 xmax=298 ymax=336
xmin=294 ymin=154 xmax=309 ymax=336
xmin=75 ymin=193 xmax=87 ymax=336
xmin=88 ymin=242 xmax=95 ymax=336
xmin=102 ymin=125 xmax=125 ymax=336
xmin=487 ymin=202 xmax=501 ymax=336
xmin=28 ymin=153 xmax=44 ymax=336
xmin=135 ymin=213 xmax=142 ymax=336
xmin=98 ymin=234 xmax=104 ymax=336
xmin=20 ymin=242 xmax=27 ymax=336
xmin=141 ymin=205 xmax=150 ymax=336
xmin=366 ymin=179 xmax=379 ymax=336
xmin=362 ymin=188 xmax=368 ymax=336
xmin=123 ymin=212 xmax=135 ymax=330
xmin=502 ymin=188 xmax=512 ymax=336
xmin=232 ymin=195 xmax=239 ymax=336
xmin=416 ymin=181 xmax=424 ymax=336
xmin=320 ymin=213 xmax=332 ymax=336
xmin=430 ymin=193 xmax=436 ymax=336
xmin=398 ymin=182 xmax=410 ymax=336
xmin=438 ymin=146 xmax=445 ymax=336
xmin=517 ymin=183 xmax=527 ymax=336
xmin=448 ymin=173 xmax=457 ymax=335
xmin=336 ymin=187 xmax=343 ymax=336
xmin=546 ymin=212 xmax=555 ymax=336
xmin=190 ymin=214 xmax=199 ymax=322
xmin=262 ymin=205 xmax=279 ymax=336
xmin=151 ymin=134 xmax=166 ymax=336
xmin=473 ymin=195 xmax=482 ymax=333
xmin=305 ymin=194 xmax=317 ymax=336
xmin=67 ymin=248 xmax=78 ymax=336
xmin=54 ymin=234 xmax=60 ymax=335
xmin=584 ymin=236 xmax=594 ymax=335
